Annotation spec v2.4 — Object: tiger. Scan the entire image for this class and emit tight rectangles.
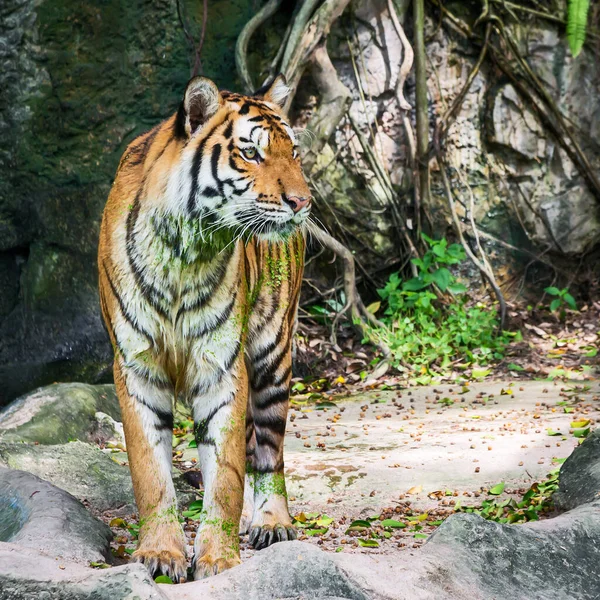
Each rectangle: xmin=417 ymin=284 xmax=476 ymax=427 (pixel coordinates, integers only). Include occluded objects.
xmin=97 ymin=74 xmax=311 ymax=581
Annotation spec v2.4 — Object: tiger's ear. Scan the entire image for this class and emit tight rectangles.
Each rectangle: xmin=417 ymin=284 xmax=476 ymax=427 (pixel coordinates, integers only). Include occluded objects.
xmin=258 ymin=74 xmax=290 ymax=110
xmin=179 ymin=77 xmax=221 ymax=137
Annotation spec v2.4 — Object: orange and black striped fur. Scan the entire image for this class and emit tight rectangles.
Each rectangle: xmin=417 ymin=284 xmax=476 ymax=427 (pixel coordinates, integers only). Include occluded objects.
xmin=98 ymin=75 xmax=311 ymax=581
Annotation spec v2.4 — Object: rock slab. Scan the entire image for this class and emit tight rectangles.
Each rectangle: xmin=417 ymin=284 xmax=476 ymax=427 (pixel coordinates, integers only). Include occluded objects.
xmin=554 ymin=428 xmax=600 ymax=510
xmin=0 ymin=441 xmax=197 ymax=513
xmin=0 ymin=544 xmax=167 ymax=600
xmin=0 ymin=441 xmax=135 ymax=513
xmin=0 ymin=468 xmax=112 ymax=564
xmin=0 ymin=383 xmax=121 ymax=445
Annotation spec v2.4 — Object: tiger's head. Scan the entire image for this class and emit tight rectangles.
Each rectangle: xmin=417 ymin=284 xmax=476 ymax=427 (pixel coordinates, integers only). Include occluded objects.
xmin=174 ymin=75 xmax=312 ymax=242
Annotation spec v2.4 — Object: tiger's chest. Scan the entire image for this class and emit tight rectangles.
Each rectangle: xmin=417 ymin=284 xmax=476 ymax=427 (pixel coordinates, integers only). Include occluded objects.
xmin=125 ymin=211 xmax=247 ymax=348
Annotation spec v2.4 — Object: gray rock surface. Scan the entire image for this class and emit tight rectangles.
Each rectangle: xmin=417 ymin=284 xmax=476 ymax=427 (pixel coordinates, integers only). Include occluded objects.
xmin=0 ymin=543 xmax=167 ymax=600
xmin=0 ymin=468 xmax=111 ymax=564
xmin=2 ymin=500 xmax=600 ymax=599
xmin=423 ymin=505 xmax=600 ymax=600
xmin=0 ymin=441 xmax=196 ymax=513
xmin=554 ymin=429 xmax=600 ymax=511
xmin=168 ymin=542 xmax=369 ymax=600
xmin=1 ymin=385 xmax=599 ymax=598
xmin=0 ymin=383 xmax=121 ymax=445
xmin=166 ymin=503 xmax=600 ymax=600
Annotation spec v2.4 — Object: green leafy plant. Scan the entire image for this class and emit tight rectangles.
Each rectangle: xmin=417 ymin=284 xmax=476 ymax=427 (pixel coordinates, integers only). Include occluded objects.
xmin=379 ymin=235 xmax=466 ymax=314
xmin=182 ymin=498 xmax=204 ymax=520
xmin=456 ymin=469 xmax=560 ymax=523
xmin=544 ymin=286 xmax=577 ymax=313
xmin=371 ymin=235 xmax=511 ymax=378
xmin=567 ymin=0 xmax=590 ymax=57
xmin=307 ymin=296 xmax=346 ymax=324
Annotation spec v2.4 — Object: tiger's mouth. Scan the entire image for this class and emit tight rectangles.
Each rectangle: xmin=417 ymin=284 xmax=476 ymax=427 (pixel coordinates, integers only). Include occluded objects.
xmin=222 ymin=204 xmax=310 ymax=241
xmin=258 ymin=206 xmax=310 ymax=235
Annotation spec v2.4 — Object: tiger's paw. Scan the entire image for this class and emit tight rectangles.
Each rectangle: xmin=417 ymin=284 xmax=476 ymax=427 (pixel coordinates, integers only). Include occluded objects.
xmin=132 ymin=547 xmax=188 ymax=583
xmin=248 ymin=523 xmax=297 ymax=550
xmin=193 ymin=553 xmax=241 ymax=580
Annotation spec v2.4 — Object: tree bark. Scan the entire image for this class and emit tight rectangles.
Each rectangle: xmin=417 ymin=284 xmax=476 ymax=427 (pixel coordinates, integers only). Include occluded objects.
xmin=303 ymin=43 xmax=352 ymax=172
xmin=235 ymin=0 xmax=283 ymax=93
xmin=413 ymin=0 xmax=430 ymax=210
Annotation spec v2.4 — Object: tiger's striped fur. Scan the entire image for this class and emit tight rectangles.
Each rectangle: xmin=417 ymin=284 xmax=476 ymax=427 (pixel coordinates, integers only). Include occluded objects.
xmin=98 ymin=75 xmax=311 ymax=581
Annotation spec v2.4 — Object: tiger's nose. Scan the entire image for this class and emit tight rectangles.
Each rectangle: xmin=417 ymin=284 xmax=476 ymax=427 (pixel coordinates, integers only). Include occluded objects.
xmin=282 ymin=194 xmax=310 ymax=213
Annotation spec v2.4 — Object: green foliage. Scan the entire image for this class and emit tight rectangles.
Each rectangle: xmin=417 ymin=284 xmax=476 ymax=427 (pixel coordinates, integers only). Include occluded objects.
xmin=372 ymin=236 xmax=510 ymax=378
xmin=457 ymin=469 xmax=560 ymax=523
xmin=544 ymin=286 xmax=577 ymax=313
xmin=293 ymin=512 xmax=334 ymax=537
xmin=308 ymin=296 xmax=346 ymax=323
xmin=567 ymin=0 xmax=590 ymax=57
xmin=182 ymin=499 xmax=204 ymax=520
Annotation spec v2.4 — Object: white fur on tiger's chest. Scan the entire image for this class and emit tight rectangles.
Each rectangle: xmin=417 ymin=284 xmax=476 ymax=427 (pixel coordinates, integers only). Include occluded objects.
xmin=112 ymin=209 xmax=246 ymax=395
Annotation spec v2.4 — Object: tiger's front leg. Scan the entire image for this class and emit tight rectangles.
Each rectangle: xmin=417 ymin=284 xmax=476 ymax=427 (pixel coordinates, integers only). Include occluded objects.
xmin=245 ymin=332 xmax=296 ymax=550
xmin=190 ymin=355 xmax=248 ymax=579
xmin=113 ymin=361 xmax=187 ymax=582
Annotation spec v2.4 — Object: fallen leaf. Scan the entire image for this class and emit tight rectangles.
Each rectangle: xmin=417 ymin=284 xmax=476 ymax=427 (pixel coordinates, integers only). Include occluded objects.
xmin=380 ymin=519 xmax=406 ymax=529
xmin=489 ymin=482 xmax=505 ymax=495
xmin=357 ymin=538 xmax=379 ymax=547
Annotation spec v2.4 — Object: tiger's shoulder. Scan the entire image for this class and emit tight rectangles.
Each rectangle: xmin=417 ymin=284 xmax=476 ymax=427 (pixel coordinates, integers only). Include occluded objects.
xmin=115 ymin=117 xmax=180 ymax=178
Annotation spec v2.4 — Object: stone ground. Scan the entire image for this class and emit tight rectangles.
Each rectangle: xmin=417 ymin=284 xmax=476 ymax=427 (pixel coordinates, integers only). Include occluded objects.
xmin=2 ymin=379 xmax=600 ymax=599
xmin=285 ymin=379 xmax=598 ymax=552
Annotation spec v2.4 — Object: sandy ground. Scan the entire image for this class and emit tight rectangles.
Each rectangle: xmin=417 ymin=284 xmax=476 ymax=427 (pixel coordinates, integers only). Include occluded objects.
xmin=106 ymin=378 xmax=599 ymax=565
xmin=286 ymin=379 xmax=597 ymax=512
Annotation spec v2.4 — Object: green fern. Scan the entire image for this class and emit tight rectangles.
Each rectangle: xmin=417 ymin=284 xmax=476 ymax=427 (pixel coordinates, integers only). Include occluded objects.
xmin=567 ymin=0 xmax=590 ymax=57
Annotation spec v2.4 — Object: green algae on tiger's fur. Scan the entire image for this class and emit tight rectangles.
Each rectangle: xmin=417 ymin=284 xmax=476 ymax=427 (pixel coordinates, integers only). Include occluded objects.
xmin=150 ymin=212 xmax=238 ymax=266
xmin=244 ymin=469 xmax=288 ymax=499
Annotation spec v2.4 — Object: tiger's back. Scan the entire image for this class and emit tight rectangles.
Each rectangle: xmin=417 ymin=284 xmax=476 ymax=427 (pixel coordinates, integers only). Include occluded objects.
xmin=98 ymin=75 xmax=311 ymax=581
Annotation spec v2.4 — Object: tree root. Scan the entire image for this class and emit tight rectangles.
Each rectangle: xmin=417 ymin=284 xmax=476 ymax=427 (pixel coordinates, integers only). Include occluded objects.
xmin=308 ymin=223 xmax=391 ymax=377
xmin=436 ymin=148 xmax=508 ymax=330
xmin=388 ymin=0 xmax=419 ymax=233
xmin=176 ymin=0 xmax=208 ymax=76
xmin=281 ymin=0 xmax=353 ymax=110
xmin=235 ymin=0 xmax=284 ymax=93
xmin=413 ymin=0 xmax=431 ymax=211
xmin=302 ymin=43 xmax=352 ymax=172
xmin=235 ymin=0 xmax=390 ymax=378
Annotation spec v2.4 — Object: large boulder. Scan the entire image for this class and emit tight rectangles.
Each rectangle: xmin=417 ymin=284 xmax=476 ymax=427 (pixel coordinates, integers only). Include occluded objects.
xmin=554 ymin=429 xmax=600 ymax=510
xmin=0 ymin=441 xmax=196 ymax=514
xmin=0 ymin=441 xmax=135 ymax=513
xmin=167 ymin=541 xmax=369 ymax=600
xmin=0 ymin=383 xmax=121 ymax=445
xmin=422 ymin=504 xmax=600 ymax=600
xmin=0 ymin=468 xmax=111 ymax=564
xmin=0 ymin=545 xmax=167 ymax=600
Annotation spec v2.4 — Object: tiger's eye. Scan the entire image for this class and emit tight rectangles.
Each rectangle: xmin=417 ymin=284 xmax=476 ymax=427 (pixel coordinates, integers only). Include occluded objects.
xmin=242 ymin=147 xmax=257 ymax=160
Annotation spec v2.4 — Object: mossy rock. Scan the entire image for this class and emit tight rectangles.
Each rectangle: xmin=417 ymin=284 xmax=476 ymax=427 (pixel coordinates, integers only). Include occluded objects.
xmin=0 ymin=383 xmax=120 ymax=445
xmin=0 ymin=440 xmax=196 ymax=513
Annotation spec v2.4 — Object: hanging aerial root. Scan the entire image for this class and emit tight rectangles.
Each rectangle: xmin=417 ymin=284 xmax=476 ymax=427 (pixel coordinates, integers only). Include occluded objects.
xmin=308 ymin=223 xmax=391 ymax=379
